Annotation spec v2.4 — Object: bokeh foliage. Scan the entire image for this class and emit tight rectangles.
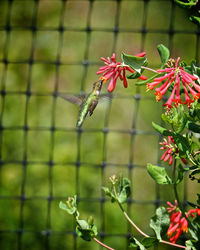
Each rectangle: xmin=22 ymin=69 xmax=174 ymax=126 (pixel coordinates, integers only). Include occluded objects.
xmin=0 ymin=0 xmax=199 ymax=250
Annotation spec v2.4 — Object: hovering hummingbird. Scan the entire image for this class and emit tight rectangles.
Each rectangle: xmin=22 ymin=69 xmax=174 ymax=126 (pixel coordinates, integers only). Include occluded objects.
xmin=58 ymin=79 xmax=104 ymax=128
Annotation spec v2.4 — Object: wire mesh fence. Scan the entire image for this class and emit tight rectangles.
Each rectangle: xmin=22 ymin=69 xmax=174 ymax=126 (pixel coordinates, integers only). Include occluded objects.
xmin=0 ymin=0 xmax=199 ymax=250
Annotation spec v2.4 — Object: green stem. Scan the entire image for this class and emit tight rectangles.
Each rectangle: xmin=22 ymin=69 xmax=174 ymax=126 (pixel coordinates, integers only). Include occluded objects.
xmin=141 ymin=66 xmax=158 ymax=73
xmin=173 ymin=184 xmax=180 ymax=207
xmin=188 ymin=153 xmax=198 ymax=166
xmin=93 ymin=238 xmax=115 ymax=250
xmin=160 ymin=240 xmax=186 ymax=249
xmin=172 ymin=159 xmax=181 ymax=207
xmin=118 ymin=203 xmax=149 ymax=238
xmin=172 ymin=158 xmax=176 ymax=180
xmin=121 ymin=64 xmax=158 ymax=74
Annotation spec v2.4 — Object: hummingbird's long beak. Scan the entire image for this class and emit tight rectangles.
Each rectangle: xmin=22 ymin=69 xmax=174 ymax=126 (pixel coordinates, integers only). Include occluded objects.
xmin=99 ymin=76 xmax=107 ymax=84
xmin=98 ymin=79 xmax=103 ymax=90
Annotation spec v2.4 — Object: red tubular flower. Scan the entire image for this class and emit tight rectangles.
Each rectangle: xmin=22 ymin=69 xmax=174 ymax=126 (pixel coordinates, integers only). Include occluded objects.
xmin=166 ymin=201 xmax=188 ymax=243
xmin=146 ymin=57 xmax=200 ymax=109
xmin=188 ymin=208 xmax=200 ymax=217
xmin=160 ymin=136 xmax=176 ymax=165
xmin=167 ymin=200 xmax=179 ymax=213
xmin=160 ymin=136 xmax=187 ymax=166
xmin=96 ymin=52 xmax=147 ymax=92
xmin=166 ymin=201 xmax=200 ymax=243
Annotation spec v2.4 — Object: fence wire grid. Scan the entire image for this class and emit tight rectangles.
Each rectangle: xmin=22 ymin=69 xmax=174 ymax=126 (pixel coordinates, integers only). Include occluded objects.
xmin=0 ymin=0 xmax=199 ymax=250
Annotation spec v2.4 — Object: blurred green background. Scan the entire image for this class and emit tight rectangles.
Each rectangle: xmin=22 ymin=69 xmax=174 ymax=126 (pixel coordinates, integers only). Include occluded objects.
xmin=0 ymin=0 xmax=199 ymax=250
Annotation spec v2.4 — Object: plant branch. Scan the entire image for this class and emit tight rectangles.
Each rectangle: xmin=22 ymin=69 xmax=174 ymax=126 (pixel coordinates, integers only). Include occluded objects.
xmin=141 ymin=66 xmax=158 ymax=73
xmin=93 ymin=238 xmax=115 ymax=250
xmin=188 ymin=153 xmax=198 ymax=166
xmin=172 ymin=159 xmax=181 ymax=207
xmin=193 ymin=150 xmax=200 ymax=156
xmin=118 ymin=202 xmax=186 ymax=249
xmin=172 ymin=158 xmax=176 ymax=181
xmin=118 ymin=202 xmax=150 ymax=238
xmin=160 ymin=240 xmax=186 ymax=249
xmin=121 ymin=63 xmax=158 ymax=74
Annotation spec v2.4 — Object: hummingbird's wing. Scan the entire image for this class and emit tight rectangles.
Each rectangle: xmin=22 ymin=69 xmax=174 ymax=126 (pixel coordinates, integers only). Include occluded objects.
xmin=57 ymin=94 xmax=84 ymax=106
xmin=99 ymin=93 xmax=112 ymax=103
xmin=88 ymin=100 xmax=98 ymax=116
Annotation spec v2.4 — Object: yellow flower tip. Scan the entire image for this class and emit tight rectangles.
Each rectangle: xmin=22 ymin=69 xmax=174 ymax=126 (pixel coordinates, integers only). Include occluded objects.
xmin=146 ymin=83 xmax=156 ymax=92
xmin=167 ymin=230 xmax=172 ymax=237
xmin=146 ymin=85 xmax=151 ymax=92
xmin=100 ymin=76 xmax=107 ymax=83
xmin=155 ymin=92 xmax=162 ymax=102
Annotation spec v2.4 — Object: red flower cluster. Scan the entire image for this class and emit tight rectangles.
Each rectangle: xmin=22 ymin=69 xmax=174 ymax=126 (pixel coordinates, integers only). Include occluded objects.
xmin=167 ymin=200 xmax=200 ymax=243
xmin=160 ymin=136 xmax=175 ymax=165
xmin=160 ymin=136 xmax=187 ymax=166
xmin=167 ymin=201 xmax=188 ymax=243
xmin=146 ymin=57 xmax=200 ymax=109
xmin=96 ymin=52 xmax=147 ymax=92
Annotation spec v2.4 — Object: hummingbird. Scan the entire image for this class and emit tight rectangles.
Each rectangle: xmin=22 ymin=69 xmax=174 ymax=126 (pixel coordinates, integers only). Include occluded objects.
xmin=58 ymin=79 xmax=104 ymax=128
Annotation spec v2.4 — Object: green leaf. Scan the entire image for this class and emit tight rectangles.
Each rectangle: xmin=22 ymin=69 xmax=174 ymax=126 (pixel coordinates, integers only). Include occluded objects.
xmin=59 ymin=201 xmax=68 ymax=211
xmin=129 ymin=237 xmax=146 ymax=250
xmin=161 ymin=105 xmax=188 ymax=133
xmin=127 ymin=71 xmax=141 ymax=79
xmin=128 ymin=62 xmax=147 ymax=79
xmin=152 ymin=121 xmax=190 ymax=156
xmin=186 ymin=239 xmax=200 ymax=250
xmin=141 ymin=237 xmax=158 ymax=248
xmin=157 ymin=44 xmax=170 ymax=67
xmin=190 ymin=61 xmax=200 ymax=82
xmin=117 ymin=177 xmax=131 ymax=204
xmin=92 ymin=224 xmax=98 ymax=236
xmin=175 ymin=164 xmax=185 ymax=184
xmin=102 ymin=186 xmax=111 ymax=195
xmin=102 ymin=186 xmax=117 ymax=203
xmin=190 ymin=217 xmax=200 ymax=240
xmin=174 ymin=0 xmax=198 ymax=8
xmin=103 ymin=176 xmax=131 ymax=204
xmin=173 ymin=133 xmax=190 ymax=155
xmin=59 ymin=197 xmax=78 ymax=215
xmin=147 ymin=164 xmax=172 ymax=184
xmin=197 ymin=194 xmax=200 ymax=205
xmin=122 ymin=52 xmax=147 ymax=74
xmin=87 ymin=216 xmax=94 ymax=226
xmin=150 ymin=207 xmax=170 ymax=241
xmin=77 ymin=219 xmax=89 ymax=230
xmin=76 ymin=220 xmax=98 ymax=241
xmin=187 ymin=201 xmax=199 ymax=208
xmin=190 ymin=169 xmax=200 ymax=176
xmin=152 ymin=122 xmax=172 ymax=136
xmin=136 ymin=73 xmax=159 ymax=86
xmin=76 ymin=226 xmax=94 ymax=241
xmin=196 ymin=109 xmax=200 ymax=121
xmin=175 ymin=115 xmax=187 ymax=134
xmin=190 ymin=16 xmax=200 ymax=26
xmin=186 ymin=121 xmax=200 ymax=133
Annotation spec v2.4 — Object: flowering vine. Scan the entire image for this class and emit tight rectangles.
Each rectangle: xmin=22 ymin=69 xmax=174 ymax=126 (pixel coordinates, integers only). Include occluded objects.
xmin=60 ymin=44 xmax=200 ymax=250
xmin=146 ymin=57 xmax=200 ymax=109
xmin=160 ymin=136 xmax=176 ymax=165
xmin=167 ymin=200 xmax=200 ymax=244
xmin=160 ymin=136 xmax=187 ymax=166
xmin=96 ymin=52 xmax=147 ymax=92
